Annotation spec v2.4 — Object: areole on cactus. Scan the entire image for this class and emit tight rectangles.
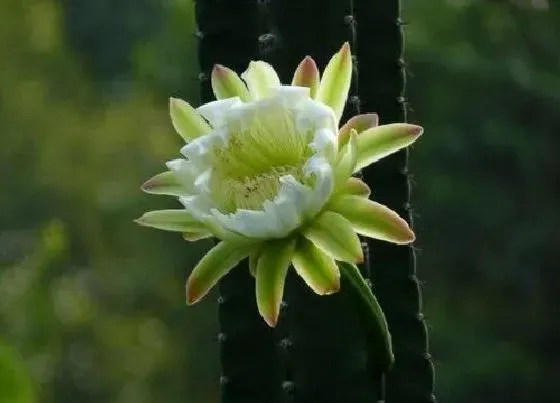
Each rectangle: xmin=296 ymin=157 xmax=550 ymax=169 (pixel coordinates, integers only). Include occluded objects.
xmin=136 ymin=43 xmax=423 ymax=327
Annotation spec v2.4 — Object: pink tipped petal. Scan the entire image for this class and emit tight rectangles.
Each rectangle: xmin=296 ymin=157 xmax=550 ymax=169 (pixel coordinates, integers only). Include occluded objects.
xmin=141 ymin=171 xmax=186 ymax=196
xmin=338 ymin=113 xmax=379 ymax=146
xmin=186 ymin=241 xmax=255 ymax=304
xmin=135 ymin=210 xmax=206 ymax=233
xmin=291 ymin=56 xmax=320 ymax=98
xmin=316 ymin=42 xmax=352 ymax=123
xmin=255 ymin=239 xmax=295 ymax=327
xmin=355 ymin=123 xmax=424 ymax=171
xmin=211 ymin=64 xmax=251 ymax=101
xmin=329 ymin=195 xmax=415 ymax=245
xmin=291 ymin=237 xmax=341 ymax=295
xmin=337 ymin=177 xmax=371 ymax=198
xmin=169 ymin=98 xmax=212 ymax=141
xmin=241 ymin=61 xmax=281 ymax=100
xmin=303 ymin=211 xmax=363 ymax=263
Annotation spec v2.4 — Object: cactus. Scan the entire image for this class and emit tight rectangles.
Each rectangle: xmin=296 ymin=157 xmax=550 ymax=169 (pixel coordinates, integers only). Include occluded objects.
xmin=354 ymin=0 xmax=436 ymax=402
xmin=193 ymin=1 xmax=434 ymax=403
xmin=195 ymin=2 xmax=283 ymax=403
xmin=263 ymin=2 xmax=385 ymax=403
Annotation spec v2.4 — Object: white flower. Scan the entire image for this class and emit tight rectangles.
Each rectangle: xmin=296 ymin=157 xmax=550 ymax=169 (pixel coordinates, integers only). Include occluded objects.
xmin=136 ymin=43 xmax=423 ymax=327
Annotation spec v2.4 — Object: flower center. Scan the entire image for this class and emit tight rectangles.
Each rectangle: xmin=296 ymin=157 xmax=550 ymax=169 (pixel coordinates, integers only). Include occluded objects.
xmin=214 ymin=165 xmax=303 ymax=211
xmin=208 ymin=104 xmax=314 ymax=213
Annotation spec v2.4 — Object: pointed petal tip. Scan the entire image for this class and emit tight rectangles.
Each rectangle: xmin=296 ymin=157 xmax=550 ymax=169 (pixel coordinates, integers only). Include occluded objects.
xmin=140 ymin=178 xmax=154 ymax=192
xmin=211 ymin=64 xmax=232 ymax=79
xmin=400 ymin=228 xmax=416 ymax=244
xmin=338 ymin=113 xmax=380 ymax=146
xmin=169 ymin=96 xmax=192 ymax=110
xmin=410 ymin=124 xmax=424 ymax=138
xmin=340 ymin=42 xmax=352 ymax=64
xmin=185 ymin=294 xmax=198 ymax=305
xmin=185 ymin=278 xmax=203 ymax=305
xmin=356 ymin=250 xmax=365 ymax=264
xmin=133 ymin=216 xmax=147 ymax=226
xmin=302 ymin=55 xmax=317 ymax=66
xmin=292 ymin=55 xmax=320 ymax=97
xmin=263 ymin=313 xmax=279 ymax=328
xmin=386 ymin=219 xmax=416 ymax=245
xmin=322 ymin=278 xmax=341 ymax=295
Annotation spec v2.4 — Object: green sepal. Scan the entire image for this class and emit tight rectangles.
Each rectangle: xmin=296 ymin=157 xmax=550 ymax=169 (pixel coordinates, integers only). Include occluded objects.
xmin=316 ymin=42 xmax=352 ymax=124
xmin=338 ymin=113 xmax=379 ymax=148
xmin=186 ymin=241 xmax=256 ymax=304
xmin=211 ymin=64 xmax=251 ymax=102
xmin=141 ymin=171 xmax=185 ymax=196
xmin=329 ymin=195 xmax=415 ymax=244
xmin=355 ymin=123 xmax=423 ymax=172
xmin=291 ymin=236 xmax=340 ymax=295
xmin=255 ymin=238 xmax=296 ymax=327
xmin=135 ymin=210 xmax=205 ymax=233
xmin=336 ymin=177 xmax=371 ymax=198
xmin=169 ymin=97 xmax=211 ymax=141
xmin=334 ymin=129 xmax=358 ymax=191
xmin=302 ymin=211 xmax=363 ymax=263
xmin=242 ymin=61 xmax=281 ymax=100
xmin=291 ymin=56 xmax=320 ymax=98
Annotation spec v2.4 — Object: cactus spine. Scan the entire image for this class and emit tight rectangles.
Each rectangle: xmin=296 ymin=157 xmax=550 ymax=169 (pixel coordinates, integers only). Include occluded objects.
xmin=354 ymin=0 xmax=436 ymax=402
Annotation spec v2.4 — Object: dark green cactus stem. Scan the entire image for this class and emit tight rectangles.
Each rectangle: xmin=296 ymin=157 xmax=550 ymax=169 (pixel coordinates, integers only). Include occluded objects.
xmin=263 ymin=1 xmax=383 ymax=402
xmin=354 ymin=0 xmax=436 ymax=402
xmin=195 ymin=2 xmax=283 ymax=403
xmin=195 ymin=1 xmax=432 ymax=403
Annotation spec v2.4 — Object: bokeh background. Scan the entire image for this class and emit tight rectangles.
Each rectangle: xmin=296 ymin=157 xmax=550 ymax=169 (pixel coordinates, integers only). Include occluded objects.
xmin=1 ymin=0 xmax=557 ymax=402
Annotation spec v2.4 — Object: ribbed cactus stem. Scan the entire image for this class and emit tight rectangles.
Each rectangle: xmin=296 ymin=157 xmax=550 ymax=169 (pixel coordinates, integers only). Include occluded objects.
xmin=194 ymin=2 xmax=283 ymax=403
xmin=261 ymin=1 xmax=383 ymax=402
xmin=354 ymin=0 xmax=436 ymax=402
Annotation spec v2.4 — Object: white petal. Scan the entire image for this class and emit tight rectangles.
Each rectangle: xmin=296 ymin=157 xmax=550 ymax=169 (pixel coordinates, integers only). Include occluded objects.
xmin=179 ymin=194 xmax=216 ymax=221
xmin=211 ymin=208 xmax=283 ymax=239
xmin=165 ymin=158 xmax=197 ymax=192
xmin=296 ymin=98 xmax=337 ymax=134
xmin=274 ymin=175 xmax=309 ymax=229
xmin=222 ymin=101 xmax=259 ymax=132
xmin=179 ymin=129 xmax=226 ymax=161
xmin=193 ymin=168 xmax=212 ymax=193
xmin=196 ymin=97 xmax=242 ymax=128
xmin=270 ymin=86 xmax=310 ymax=106
xmin=304 ymin=155 xmax=334 ymax=217
xmin=310 ymin=127 xmax=337 ymax=162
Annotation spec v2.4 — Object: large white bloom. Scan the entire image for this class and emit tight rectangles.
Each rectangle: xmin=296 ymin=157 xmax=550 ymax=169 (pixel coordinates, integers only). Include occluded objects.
xmin=174 ymin=86 xmax=338 ymax=240
xmin=136 ymin=43 xmax=423 ymax=329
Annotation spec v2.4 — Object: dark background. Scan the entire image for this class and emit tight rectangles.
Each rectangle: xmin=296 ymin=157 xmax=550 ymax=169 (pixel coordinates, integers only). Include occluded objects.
xmin=1 ymin=0 xmax=557 ymax=402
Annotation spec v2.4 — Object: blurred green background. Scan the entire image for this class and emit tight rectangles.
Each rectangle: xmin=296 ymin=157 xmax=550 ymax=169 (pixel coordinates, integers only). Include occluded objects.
xmin=1 ymin=0 xmax=557 ymax=402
